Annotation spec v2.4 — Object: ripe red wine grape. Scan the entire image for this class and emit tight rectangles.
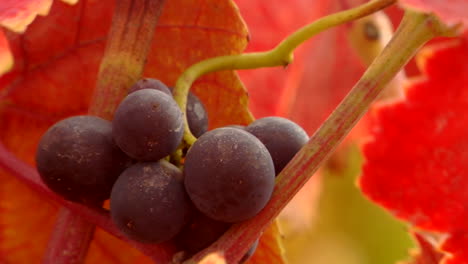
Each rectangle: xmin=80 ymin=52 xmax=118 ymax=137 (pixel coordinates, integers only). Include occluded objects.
xmin=110 ymin=160 xmax=190 ymax=243
xmin=128 ymin=78 xmax=171 ymax=95
xmin=184 ymin=127 xmax=275 ymax=223
xmin=112 ymin=89 xmax=184 ymax=161
xmin=246 ymin=117 xmax=308 ymax=174
xmin=128 ymin=78 xmax=208 ymax=137
xmin=35 ymin=115 xmax=131 ymax=204
xmin=176 ymin=211 xmax=230 ymax=254
xmin=183 ymin=91 xmax=208 ymax=137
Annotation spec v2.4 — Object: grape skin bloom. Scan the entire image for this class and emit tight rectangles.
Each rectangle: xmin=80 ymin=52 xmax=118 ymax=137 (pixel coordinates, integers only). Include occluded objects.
xmin=184 ymin=127 xmax=275 ymax=223
xmin=35 ymin=115 xmax=130 ymax=204
xmin=110 ymin=160 xmax=190 ymax=243
xmin=112 ymin=89 xmax=184 ymax=161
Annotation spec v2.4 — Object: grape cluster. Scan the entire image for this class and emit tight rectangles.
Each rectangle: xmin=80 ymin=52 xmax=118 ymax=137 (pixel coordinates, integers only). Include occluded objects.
xmin=35 ymin=78 xmax=308 ymax=258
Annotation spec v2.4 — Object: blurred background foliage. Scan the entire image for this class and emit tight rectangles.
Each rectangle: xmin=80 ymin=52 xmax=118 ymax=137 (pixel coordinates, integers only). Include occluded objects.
xmin=279 ymin=145 xmax=414 ymax=264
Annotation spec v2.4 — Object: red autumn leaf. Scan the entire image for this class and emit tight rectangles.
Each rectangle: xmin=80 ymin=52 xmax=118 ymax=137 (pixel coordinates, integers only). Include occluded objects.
xmin=0 ymin=0 xmax=78 ymax=75
xmin=0 ymin=0 xmax=285 ymax=263
xmin=234 ymin=0 xmax=366 ymax=133
xmin=0 ymin=0 xmax=78 ymax=32
xmin=233 ymin=0 xmax=384 ymax=232
xmin=398 ymin=0 xmax=468 ymax=27
xmin=360 ymin=32 xmax=468 ymax=264
xmin=233 ymin=0 xmax=336 ymax=118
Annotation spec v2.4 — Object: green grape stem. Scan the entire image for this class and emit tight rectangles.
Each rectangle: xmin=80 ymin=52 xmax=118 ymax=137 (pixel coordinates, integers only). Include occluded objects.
xmin=173 ymin=0 xmax=397 ymax=145
xmin=185 ymin=9 xmax=458 ymax=264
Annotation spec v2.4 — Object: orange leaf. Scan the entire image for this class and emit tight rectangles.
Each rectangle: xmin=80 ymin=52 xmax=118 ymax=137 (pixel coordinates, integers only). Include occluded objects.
xmin=0 ymin=0 xmax=76 ymax=33
xmin=0 ymin=0 xmax=286 ymax=263
xmin=245 ymin=220 xmax=287 ymax=264
xmin=0 ymin=0 xmax=81 ymax=78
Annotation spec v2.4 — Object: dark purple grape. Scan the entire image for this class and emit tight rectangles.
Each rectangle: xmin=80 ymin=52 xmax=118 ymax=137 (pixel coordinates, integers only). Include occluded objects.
xmin=110 ymin=160 xmax=190 ymax=243
xmin=240 ymin=239 xmax=260 ymax=263
xmin=129 ymin=78 xmax=208 ymax=138
xmin=35 ymin=115 xmax=131 ymax=204
xmin=168 ymin=87 xmax=208 ymax=137
xmin=112 ymin=89 xmax=184 ymax=161
xmin=128 ymin=78 xmax=171 ymax=95
xmin=246 ymin=117 xmax=308 ymax=174
xmin=176 ymin=211 xmax=230 ymax=254
xmin=184 ymin=127 xmax=275 ymax=223
xmin=184 ymin=91 xmax=208 ymax=137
